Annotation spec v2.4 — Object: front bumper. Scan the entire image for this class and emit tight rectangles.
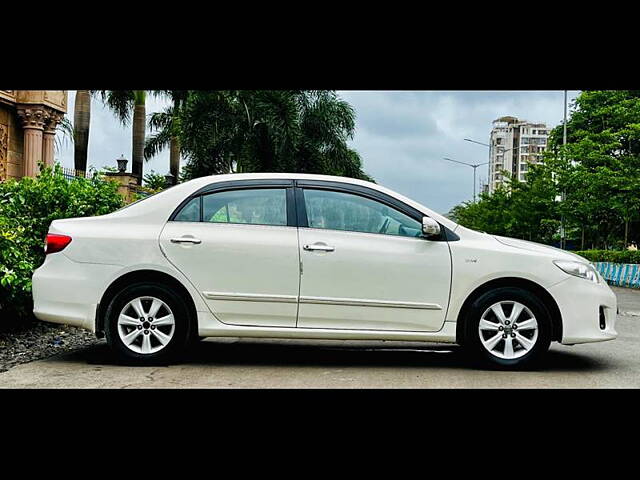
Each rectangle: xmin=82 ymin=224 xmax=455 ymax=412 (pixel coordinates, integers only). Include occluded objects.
xmin=548 ymin=275 xmax=617 ymax=345
xmin=32 ymin=253 xmax=121 ymax=332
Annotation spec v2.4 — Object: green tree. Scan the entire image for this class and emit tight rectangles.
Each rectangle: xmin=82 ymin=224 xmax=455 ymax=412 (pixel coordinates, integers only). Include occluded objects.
xmin=96 ymin=90 xmax=150 ymax=184
xmin=130 ymin=90 xmax=147 ymax=182
xmin=145 ymin=90 xmax=189 ymax=181
xmin=512 ymin=164 xmax=558 ymax=242
xmin=73 ymin=90 xmax=91 ymax=171
xmin=449 ymin=185 xmax=513 ymax=236
xmin=73 ymin=90 xmax=136 ymax=173
xmin=175 ymin=90 xmax=371 ymax=181
xmin=546 ymin=90 xmax=640 ymax=249
xmin=452 ymin=91 xmax=640 ymax=249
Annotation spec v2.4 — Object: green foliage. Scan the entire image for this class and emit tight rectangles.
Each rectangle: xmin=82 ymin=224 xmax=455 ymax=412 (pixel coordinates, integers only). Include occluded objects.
xmin=142 ymin=170 xmax=167 ymax=191
xmin=546 ymin=90 xmax=640 ymax=249
xmin=144 ymin=90 xmax=189 ymax=161
xmin=174 ymin=90 xmax=372 ymax=181
xmin=55 ymin=116 xmax=74 ymax=153
xmin=0 ymin=165 xmax=124 ymax=319
xmin=0 ymin=217 xmax=35 ymax=318
xmin=94 ymin=90 xmax=135 ymax=125
xmin=450 ymin=164 xmax=559 ymax=244
xmin=451 ymin=90 xmax=640 ymax=250
xmin=575 ymin=250 xmax=640 ymax=264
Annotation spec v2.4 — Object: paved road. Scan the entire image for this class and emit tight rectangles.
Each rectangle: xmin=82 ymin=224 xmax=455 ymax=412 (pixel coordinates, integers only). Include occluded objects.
xmin=2 ymin=286 xmax=639 ymax=388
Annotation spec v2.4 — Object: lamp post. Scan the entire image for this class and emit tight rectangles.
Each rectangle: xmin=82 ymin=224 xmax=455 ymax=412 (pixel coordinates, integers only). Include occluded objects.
xmin=441 ymin=157 xmax=489 ymax=203
xmin=465 ymin=139 xmax=494 ymax=194
xmin=463 ymin=139 xmax=490 ymax=148
xmin=463 ymin=138 xmax=516 ymax=193
xmin=560 ymin=90 xmax=568 ymax=250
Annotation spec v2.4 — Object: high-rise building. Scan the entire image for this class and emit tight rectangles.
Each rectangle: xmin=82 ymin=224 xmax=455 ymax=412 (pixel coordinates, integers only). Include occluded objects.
xmin=488 ymin=116 xmax=549 ymax=193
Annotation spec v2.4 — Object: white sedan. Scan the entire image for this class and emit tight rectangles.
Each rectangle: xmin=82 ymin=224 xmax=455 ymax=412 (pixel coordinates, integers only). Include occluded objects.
xmin=32 ymin=173 xmax=617 ymax=368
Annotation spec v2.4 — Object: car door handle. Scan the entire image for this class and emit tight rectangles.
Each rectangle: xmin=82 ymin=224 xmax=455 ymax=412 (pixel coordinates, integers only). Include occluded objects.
xmin=303 ymin=243 xmax=335 ymax=252
xmin=170 ymin=237 xmax=202 ymax=245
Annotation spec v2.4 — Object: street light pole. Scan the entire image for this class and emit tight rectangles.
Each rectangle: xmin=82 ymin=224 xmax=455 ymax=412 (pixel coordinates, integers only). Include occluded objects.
xmin=463 ymin=138 xmax=515 ymax=193
xmin=563 ymin=90 xmax=568 ymax=146
xmin=464 ymin=138 xmax=490 ymax=148
xmin=560 ymin=90 xmax=568 ymax=250
xmin=441 ymin=157 xmax=489 ymax=203
xmin=465 ymin=139 xmax=497 ymax=192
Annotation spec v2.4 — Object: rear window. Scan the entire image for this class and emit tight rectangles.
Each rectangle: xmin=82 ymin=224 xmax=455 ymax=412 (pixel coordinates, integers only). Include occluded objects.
xmin=173 ymin=197 xmax=200 ymax=222
xmin=172 ymin=188 xmax=288 ymax=226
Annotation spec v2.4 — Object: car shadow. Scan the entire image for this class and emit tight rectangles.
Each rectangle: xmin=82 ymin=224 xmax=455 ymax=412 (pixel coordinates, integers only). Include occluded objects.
xmin=64 ymin=338 xmax=608 ymax=373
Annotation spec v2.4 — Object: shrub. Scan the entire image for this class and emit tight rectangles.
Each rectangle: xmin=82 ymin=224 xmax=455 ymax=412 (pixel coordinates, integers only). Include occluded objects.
xmin=575 ymin=249 xmax=640 ymax=264
xmin=0 ymin=165 xmax=124 ymax=320
xmin=0 ymin=217 xmax=35 ymax=319
xmin=143 ymin=170 xmax=168 ymax=191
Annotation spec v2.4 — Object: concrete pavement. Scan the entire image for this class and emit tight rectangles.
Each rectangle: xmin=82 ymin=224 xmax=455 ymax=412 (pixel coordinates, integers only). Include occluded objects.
xmin=1 ymin=286 xmax=639 ymax=388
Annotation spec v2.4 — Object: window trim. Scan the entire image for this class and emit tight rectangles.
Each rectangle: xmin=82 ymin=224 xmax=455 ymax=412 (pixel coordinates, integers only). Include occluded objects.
xmin=294 ymin=180 xmax=453 ymax=241
xmin=169 ymin=179 xmax=296 ymax=227
xmin=295 ymin=180 xmax=457 ymax=241
xmin=298 ymin=187 xmax=423 ymax=239
xmin=168 ymin=178 xmax=458 ymax=241
xmin=295 ymin=180 xmax=424 ymax=223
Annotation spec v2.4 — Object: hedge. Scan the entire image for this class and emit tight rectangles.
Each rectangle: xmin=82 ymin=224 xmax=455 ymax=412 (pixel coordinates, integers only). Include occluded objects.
xmin=0 ymin=165 xmax=124 ymax=320
xmin=574 ymin=249 xmax=640 ymax=264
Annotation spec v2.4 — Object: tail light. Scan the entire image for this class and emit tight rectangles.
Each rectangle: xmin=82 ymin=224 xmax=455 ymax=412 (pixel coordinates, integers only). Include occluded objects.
xmin=45 ymin=234 xmax=72 ymax=254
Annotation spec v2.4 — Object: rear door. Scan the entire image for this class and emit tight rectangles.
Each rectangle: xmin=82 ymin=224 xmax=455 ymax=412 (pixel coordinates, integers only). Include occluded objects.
xmin=159 ymin=180 xmax=300 ymax=328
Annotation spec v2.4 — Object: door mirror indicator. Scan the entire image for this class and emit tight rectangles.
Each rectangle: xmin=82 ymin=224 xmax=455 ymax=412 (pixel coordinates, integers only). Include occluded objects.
xmin=422 ymin=217 xmax=441 ymax=237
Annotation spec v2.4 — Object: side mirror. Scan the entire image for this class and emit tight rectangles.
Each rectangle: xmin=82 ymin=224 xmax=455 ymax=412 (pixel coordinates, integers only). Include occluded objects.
xmin=422 ymin=216 xmax=441 ymax=237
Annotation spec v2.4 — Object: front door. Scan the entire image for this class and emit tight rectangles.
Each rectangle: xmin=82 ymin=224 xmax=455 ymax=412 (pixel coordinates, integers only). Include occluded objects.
xmin=296 ymin=186 xmax=451 ymax=332
xmin=159 ymin=184 xmax=300 ymax=328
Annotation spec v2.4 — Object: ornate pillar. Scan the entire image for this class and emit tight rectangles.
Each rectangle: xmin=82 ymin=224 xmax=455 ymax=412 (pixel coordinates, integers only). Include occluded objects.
xmin=16 ymin=106 xmax=47 ymax=177
xmin=0 ymin=124 xmax=8 ymax=182
xmin=42 ymin=110 xmax=63 ymax=167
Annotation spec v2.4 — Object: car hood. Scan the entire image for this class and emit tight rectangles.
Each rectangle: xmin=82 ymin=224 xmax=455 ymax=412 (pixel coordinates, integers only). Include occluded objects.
xmin=492 ymin=235 xmax=589 ymax=263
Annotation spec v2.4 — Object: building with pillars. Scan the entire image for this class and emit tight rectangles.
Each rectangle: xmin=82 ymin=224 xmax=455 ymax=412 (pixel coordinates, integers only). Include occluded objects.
xmin=0 ymin=90 xmax=67 ymax=181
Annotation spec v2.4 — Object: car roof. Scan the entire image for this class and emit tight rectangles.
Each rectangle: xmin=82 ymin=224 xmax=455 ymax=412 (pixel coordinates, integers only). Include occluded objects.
xmin=195 ymin=172 xmax=370 ymax=184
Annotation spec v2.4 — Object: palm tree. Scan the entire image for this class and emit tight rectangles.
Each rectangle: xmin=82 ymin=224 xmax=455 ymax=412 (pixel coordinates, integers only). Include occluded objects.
xmin=145 ymin=91 xmax=189 ymax=181
xmin=132 ymin=90 xmax=146 ymax=182
xmin=175 ymin=90 xmax=370 ymax=181
xmin=73 ymin=90 xmax=153 ymax=184
xmin=97 ymin=90 xmax=149 ymax=184
xmin=72 ymin=90 xmax=133 ymax=174
xmin=56 ymin=117 xmax=74 ymax=154
xmin=73 ymin=90 xmax=91 ymax=172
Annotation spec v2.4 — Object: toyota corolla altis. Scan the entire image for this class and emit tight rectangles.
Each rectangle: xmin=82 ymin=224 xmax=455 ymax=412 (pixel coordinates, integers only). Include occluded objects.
xmin=32 ymin=173 xmax=617 ymax=368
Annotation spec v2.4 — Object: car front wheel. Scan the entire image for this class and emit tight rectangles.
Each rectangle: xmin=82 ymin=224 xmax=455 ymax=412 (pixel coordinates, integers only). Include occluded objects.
xmin=104 ymin=282 xmax=192 ymax=365
xmin=463 ymin=287 xmax=552 ymax=369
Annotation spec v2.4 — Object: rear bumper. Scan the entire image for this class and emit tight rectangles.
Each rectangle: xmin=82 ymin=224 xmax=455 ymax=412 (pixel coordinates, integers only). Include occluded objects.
xmin=548 ymin=276 xmax=617 ymax=345
xmin=32 ymin=253 xmax=121 ymax=332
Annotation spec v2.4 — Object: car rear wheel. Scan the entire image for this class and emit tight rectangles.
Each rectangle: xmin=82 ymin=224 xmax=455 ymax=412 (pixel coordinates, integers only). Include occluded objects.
xmin=463 ymin=287 xmax=552 ymax=369
xmin=105 ymin=282 xmax=192 ymax=365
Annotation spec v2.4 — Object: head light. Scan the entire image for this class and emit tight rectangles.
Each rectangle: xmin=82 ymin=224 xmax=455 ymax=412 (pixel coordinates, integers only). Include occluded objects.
xmin=553 ymin=260 xmax=599 ymax=283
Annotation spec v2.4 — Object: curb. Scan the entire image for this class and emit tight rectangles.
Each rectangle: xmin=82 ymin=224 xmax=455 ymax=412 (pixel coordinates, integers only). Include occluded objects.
xmin=594 ymin=262 xmax=640 ymax=289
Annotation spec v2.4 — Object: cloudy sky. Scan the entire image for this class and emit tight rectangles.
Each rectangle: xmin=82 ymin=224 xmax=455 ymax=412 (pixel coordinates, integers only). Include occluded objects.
xmin=56 ymin=90 xmax=579 ymax=214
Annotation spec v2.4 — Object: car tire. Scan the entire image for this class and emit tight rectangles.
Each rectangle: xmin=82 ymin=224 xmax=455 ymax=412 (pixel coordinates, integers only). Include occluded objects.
xmin=104 ymin=282 xmax=193 ymax=365
xmin=463 ymin=287 xmax=552 ymax=369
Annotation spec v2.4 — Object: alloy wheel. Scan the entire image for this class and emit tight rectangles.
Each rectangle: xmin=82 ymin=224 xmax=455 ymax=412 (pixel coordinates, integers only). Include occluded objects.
xmin=117 ymin=296 xmax=176 ymax=354
xmin=478 ymin=300 xmax=539 ymax=360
